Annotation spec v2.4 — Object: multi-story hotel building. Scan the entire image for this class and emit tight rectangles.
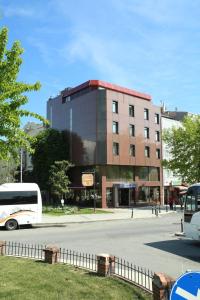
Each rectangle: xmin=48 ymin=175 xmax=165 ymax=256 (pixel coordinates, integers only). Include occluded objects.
xmin=47 ymin=80 xmax=162 ymax=208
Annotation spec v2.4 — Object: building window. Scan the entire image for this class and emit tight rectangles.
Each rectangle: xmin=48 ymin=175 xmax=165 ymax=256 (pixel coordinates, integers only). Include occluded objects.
xmin=144 ymin=108 xmax=149 ymax=120
xmin=129 ymin=144 xmax=135 ymax=156
xmin=129 ymin=105 xmax=134 ymax=117
xmin=155 ymin=131 xmax=160 ymax=142
xmin=113 ymin=142 xmax=119 ymax=155
xmin=62 ymin=96 xmax=71 ymax=103
xmin=129 ymin=124 xmax=135 ymax=136
xmin=145 ymin=146 xmax=150 ymax=157
xmin=156 ymin=149 xmax=160 ymax=159
xmin=112 ymin=121 xmax=119 ymax=134
xmin=112 ymin=101 xmax=118 ymax=113
xmin=155 ymin=113 xmax=160 ymax=124
xmin=144 ymin=127 xmax=149 ymax=139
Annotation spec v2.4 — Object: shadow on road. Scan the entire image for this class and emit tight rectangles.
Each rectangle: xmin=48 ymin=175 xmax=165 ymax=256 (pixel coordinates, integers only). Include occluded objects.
xmin=145 ymin=239 xmax=200 ymax=263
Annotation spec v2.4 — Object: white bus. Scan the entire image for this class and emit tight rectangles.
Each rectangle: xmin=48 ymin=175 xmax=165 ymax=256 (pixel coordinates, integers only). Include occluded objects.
xmin=0 ymin=183 xmax=42 ymax=230
xmin=184 ymin=183 xmax=200 ymax=240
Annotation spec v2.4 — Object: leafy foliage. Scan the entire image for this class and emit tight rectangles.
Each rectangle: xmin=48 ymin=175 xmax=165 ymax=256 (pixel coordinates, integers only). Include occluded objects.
xmin=31 ymin=129 xmax=70 ymax=190
xmin=0 ymin=157 xmax=18 ymax=184
xmin=163 ymin=115 xmax=200 ymax=183
xmin=0 ymin=27 xmax=47 ymax=160
xmin=49 ymin=160 xmax=73 ymax=199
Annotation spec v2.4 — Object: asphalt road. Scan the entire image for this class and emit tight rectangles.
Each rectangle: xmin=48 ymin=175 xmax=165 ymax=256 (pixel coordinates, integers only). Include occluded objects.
xmin=1 ymin=212 xmax=200 ymax=278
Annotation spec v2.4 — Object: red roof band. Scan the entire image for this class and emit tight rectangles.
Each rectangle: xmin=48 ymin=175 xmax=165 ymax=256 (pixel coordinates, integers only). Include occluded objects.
xmin=62 ymin=80 xmax=152 ymax=101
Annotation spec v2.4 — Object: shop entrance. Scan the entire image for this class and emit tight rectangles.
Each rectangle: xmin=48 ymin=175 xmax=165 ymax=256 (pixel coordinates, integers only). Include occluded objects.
xmin=119 ymin=188 xmax=129 ymax=206
xmin=113 ymin=183 xmax=136 ymax=207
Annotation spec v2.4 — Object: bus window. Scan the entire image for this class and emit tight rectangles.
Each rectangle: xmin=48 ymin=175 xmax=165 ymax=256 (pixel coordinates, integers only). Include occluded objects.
xmin=0 ymin=191 xmax=38 ymax=205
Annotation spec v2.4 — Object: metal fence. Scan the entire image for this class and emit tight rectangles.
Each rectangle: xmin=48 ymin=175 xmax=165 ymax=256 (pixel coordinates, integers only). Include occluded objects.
xmin=4 ymin=241 xmax=45 ymax=260
xmin=114 ymin=257 xmax=153 ymax=292
xmin=3 ymin=241 xmax=153 ymax=293
xmin=59 ymin=248 xmax=97 ymax=272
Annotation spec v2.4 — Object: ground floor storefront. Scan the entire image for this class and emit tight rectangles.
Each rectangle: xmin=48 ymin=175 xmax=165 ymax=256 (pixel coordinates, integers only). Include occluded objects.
xmin=69 ymin=165 xmax=163 ymax=208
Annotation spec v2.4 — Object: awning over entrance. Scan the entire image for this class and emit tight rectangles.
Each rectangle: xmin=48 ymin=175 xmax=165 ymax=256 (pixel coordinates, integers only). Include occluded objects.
xmin=174 ymin=185 xmax=188 ymax=194
xmin=113 ymin=183 xmax=137 ymax=189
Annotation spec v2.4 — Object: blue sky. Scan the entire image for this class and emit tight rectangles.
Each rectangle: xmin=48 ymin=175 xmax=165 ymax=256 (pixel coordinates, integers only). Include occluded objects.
xmin=0 ymin=0 xmax=200 ymax=125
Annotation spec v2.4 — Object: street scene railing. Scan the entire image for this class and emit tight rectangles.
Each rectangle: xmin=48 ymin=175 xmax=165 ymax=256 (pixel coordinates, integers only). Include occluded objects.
xmin=59 ymin=248 xmax=97 ymax=272
xmin=4 ymin=241 xmax=45 ymax=260
xmin=114 ymin=257 xmax=153 ymax=292
xmin=3 ymin=241 xmax=153 ymax=293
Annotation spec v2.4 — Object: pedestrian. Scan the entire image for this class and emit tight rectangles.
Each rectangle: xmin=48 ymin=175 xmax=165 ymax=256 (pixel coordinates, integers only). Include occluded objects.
xmin=169 ymin=196 xmax=173 ymax=210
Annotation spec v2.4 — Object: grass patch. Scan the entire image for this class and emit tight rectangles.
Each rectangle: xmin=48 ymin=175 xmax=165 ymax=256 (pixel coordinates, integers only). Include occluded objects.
xmin=43 ymin=206 xmax=112 ymax=216
xmin=0 ymin=256 xmax=151 ymax=300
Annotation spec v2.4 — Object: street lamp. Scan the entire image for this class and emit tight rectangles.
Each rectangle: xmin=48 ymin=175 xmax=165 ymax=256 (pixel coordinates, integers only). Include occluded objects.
xmin=20 ymin=148 xmax=23 ymax=183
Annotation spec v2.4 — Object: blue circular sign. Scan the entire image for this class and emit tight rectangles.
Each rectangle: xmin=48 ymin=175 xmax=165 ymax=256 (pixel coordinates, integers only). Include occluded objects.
xmin=170 ymin=272 xmax=200 ymax=300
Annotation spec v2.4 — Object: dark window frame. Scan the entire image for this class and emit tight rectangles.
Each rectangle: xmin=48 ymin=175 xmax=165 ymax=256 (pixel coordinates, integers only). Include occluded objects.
xmin=144 ymin=127 xmax=150 ymax=139
xmin=155 ymin=113 xmax=160 ymax=124
xmin=113 ymin=142 xmax=119 ymax=156
xmin=129 ymin=105 xmax=135 ymax=117
xmin=155 ymin=131 xmax=160 ymax=142
xmin=145 ymin=146 xmax=150 ymax=157
xmin=0 ymin=191 xmax=38 ymax=205
xmin=144 ymin=108 xmax=149 ymax=120
xmin=156 ymin=148 xmax=161 ymax=159
xmin=112 ymin=121 xmax=119 ymax=134
xmin=112 ymin=101 xmax=118 ymax=114
xmin=129 ymin=144 xmax=135 ymax=156
xmin=129 ymin=124 xmax=135 ymax=137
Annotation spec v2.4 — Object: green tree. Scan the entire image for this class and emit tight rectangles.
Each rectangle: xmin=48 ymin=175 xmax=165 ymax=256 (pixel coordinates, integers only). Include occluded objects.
xmin=163 ymin=115 xmax=200 ymax=183
xmin=31 ymin=129 xmax=70 ymax=190
xmin=0 ymin=27 xmax=46 ymax=160
xmin=0 ymin=157 xmax=18 ymax=184
xmin=49 ymin=160 xmax=73 ymax=201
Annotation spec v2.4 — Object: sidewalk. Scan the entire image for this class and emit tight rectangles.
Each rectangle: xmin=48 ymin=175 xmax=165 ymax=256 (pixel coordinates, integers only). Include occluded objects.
xmin=38 ymin=207 xmax=176 ymax=227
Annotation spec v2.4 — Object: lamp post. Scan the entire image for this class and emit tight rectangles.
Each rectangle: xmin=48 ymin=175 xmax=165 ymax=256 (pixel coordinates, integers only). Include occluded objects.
xmin=20 ymin=148 xmax=23 ymax=183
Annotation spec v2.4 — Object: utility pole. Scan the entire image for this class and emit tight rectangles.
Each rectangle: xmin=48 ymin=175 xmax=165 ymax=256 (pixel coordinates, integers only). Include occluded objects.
xmin=20 ymin=148 xmax=23 ymax=183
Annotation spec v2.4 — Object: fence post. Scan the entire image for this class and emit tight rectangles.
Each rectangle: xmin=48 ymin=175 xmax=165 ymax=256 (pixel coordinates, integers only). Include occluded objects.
xmin=43 ymin=245 xmax=60 ymax=264
xmin=0 ymin=241 xmax=6 ymax=256
xmin=96 ymin=254 xmax=115 ymax=277
xmin=152 ymin=272 xmax=175 ymax=300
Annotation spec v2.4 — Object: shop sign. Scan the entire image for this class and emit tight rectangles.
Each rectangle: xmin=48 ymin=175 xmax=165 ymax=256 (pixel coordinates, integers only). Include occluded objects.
xmin=82 ymin=173 xmax=94 ymax=187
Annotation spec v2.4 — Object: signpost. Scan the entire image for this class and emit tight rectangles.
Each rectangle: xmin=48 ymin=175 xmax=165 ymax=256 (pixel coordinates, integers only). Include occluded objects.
xmin=82 ymin=171 xmax=96 ymax=213
xmin=170 ymin=271 xmax=200 ymax=300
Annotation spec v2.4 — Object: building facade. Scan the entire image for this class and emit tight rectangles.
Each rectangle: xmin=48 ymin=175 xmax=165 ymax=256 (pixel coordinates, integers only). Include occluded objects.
xmin=47 ymin=80 xmax=162 ymax=208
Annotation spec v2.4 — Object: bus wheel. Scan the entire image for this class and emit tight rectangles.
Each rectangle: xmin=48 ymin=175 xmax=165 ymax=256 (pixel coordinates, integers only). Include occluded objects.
xmin=5 ymin=219 xmax=18 ymax=231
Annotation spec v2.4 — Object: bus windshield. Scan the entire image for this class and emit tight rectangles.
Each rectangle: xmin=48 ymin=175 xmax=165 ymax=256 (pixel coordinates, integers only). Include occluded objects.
xmin=184 ymin=184 xmax=200 ymax=212
xmin=185 ymin=195 xmax=197 ymax=212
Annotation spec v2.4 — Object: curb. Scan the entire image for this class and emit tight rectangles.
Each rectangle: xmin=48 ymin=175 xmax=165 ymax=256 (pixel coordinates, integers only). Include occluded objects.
xmin=35 ymin=211 xmax=175 ymax=228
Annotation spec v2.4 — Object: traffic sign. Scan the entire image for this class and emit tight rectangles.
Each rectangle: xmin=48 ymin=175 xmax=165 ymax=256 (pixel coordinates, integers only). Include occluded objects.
xmin=170 ymin=272 xmax=200 ymax=300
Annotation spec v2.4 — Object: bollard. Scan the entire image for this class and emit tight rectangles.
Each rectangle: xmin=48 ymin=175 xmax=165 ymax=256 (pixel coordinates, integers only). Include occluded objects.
xmin=165 ymin=205 xmax=168 ymax=212
xmin=155 ymin=207 xmax=158 ymax=216
xmin=131 ymin=207 xmax=134 ymax=218
xmin=152 ymin=206 xmax=154 ymax=214
xmin=181 ymin=219 xmax=183 ymax=232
